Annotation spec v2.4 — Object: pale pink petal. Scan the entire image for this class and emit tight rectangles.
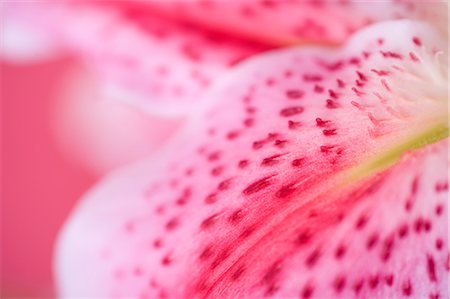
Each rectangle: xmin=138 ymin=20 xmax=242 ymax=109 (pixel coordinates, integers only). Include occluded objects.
xmin=4 ymin=3 xmax=263 ymax=116
xmin=56 ymin=21 xmax=448 ymax=298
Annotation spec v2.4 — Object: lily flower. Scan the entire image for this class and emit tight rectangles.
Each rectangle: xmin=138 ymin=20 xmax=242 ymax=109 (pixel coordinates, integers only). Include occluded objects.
xmin=55 ymin=17 xmax=448 ymax=299
xmin=3 ymin=1 xmax=448 ymax=298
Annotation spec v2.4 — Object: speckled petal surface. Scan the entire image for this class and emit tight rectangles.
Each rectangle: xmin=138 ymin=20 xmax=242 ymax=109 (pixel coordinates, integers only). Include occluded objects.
xmin=56 ymin=21 xmax=448 ymax=298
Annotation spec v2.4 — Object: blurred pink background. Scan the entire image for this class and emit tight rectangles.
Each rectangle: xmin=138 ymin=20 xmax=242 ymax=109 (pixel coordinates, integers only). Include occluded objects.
xmin=2 ymin=57 xmax=97 ymax=298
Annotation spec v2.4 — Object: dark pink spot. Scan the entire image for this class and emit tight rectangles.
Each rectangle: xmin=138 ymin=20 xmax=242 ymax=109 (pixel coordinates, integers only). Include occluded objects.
xmin=436 ymin=238 xmax=443 ymax=250
xmin=252 ymin=140 xmax=265 ymax=150
xmin=153 ymin=238 xmax=163 ymax=249
xmin=246 ymin=106 xmax=257 ymax=114
xmin=303 ymin=74 xmax=323 ymax=82
xmin=398 ymin=223 xmax=409 ymax=238
xmin=356 ymin=79 xmax=364 ymax=87
xmin=305 ymin=248 xmax=321 ymax=268
xmin=204 ymin=193 xmax=218 ymax=204
xmin=405 ymin=199 xmax=413 ymax=211
xmin=424 ymin=220 xmax=432 ymax=232
xmin=314 ymin=85 xmax=324 ymax=93
xmin=301 ymin=283 xmax=314 ymax=298
xmin=291 ymin=158 xmax=304 ymax=167
xmin=402 ymin=280 xmax=413 ymax=296
xmin=385 ymin=273 xmax=394 ymax=286
xmin=210 ymin=248 xmax=230 ymax=269
xmin=243 ymin=118 xmax=254 ymax=127
xmin=200 ymin=213 xmax=220 ymax=230
xmin=243 ymin=176 xmax=275 ymax=195
xmin=380 ymin=51 xmax=403 ymax=59
xmin=218 ymin=179 xmax=232 ymax=191
xmin=380 ymin=236 xmax=395 ymax=262
xmin=199 ymin=245 xmax=214 ymax=261
xmin=414 ymin=217 xmax=424 ymax=233
xmin=288 ymin=120 xmax=302 ymax=130
xmin=226 ymin=131 xmax=240 ymax=140
xmin=429 ymin=293 xmax=440 ymax=299
xmin=351 ymin=101 xmax=365 ymax=111
xmin=356 ymin=71 xmax=368 ymax=81
xmin=366 ymin=233 xmax=379 ymax=250
xmin=231 ymin=266 xmax=246 ymax=281
xmin=286 ymin=89 xmax=305 ymax=99
xmin=274 ymin=139 xmax=288 ymax=148
xmin=381 ymin=79 xmax=391 ymax=92
xmin=295 ymin=230 xmax=313 ymax=246
xmin=328 ymin=89 xmax=339 ymax=99
xmin=275 ymin=183 xmax=297 ymax=198
xmin=434 ymin=204 xmax=444 ymax=216
xmin=323 ymin=129 xmax=337 ymax=136
xmin=238 ymin=159 xmax=249 ymax=169
xmin=333 ymin=275 xmax=346 ymax=293
xmin=368 ymin=274 xmax=379 ymax=289
xmin=355 ymin=214 xmax=368 ymax=229
xmin=412 ymin=36 xmax=422 ymax=46
xmin=211 ymin=166 xmax=224 ymax=176
xmin=352 ymin=87 xmax=365 ymax=96
xmin=319 ymin=59 xmax=344 ymax=71
xmin=161 ymin=254 xmax=172 ymax=266
xmin=334 ymin=244 xmax=346 ymax=259
xmin=315 ymin=118 xmax=330 ymax=127
xmin=208 ymin=151 xmax=221 ymax=161
xmin=349 ymin=57 xmax=361 ymax=65
xmin=280 ymin=106 xmax=304 ymax=117
xmin=371 ymin=69 xmax=390 ymax=76
xmin=165 ymin=217 xmax=179 ymax=231
xmin=353 ymin=279 xmax=364 ymax=294
xmin=409 ymin=52 xmax=420 ymax=62
xmin=427 ymin=255 xmax=437 ymax=282
xmin=326 ymin=99 xmax=339 ymax=109
xmin=320 ymin=145 xmax=335 ymax=153
xmin=261 ymin=154 xmax=284 ymax=166
xmin=239 ymin=225 xmax=256 ymax=239
xmin=229 ymin=209 xmax=244 ymax=224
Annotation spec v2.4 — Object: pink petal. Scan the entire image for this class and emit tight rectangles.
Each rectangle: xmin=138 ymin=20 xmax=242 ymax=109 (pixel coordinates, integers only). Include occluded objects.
xmin=143 ymin=0 xmax=446 ymax=45
xmin=3 ymin=3 xmax=263 ymax=116
xmin=56 ymin=21 xmax=448 ymax=298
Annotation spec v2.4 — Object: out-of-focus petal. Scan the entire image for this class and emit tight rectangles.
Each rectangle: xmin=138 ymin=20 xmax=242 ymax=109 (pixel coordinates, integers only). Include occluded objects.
xmin=52 ymin=63 xmax=184 ymax=176
xmin=56 ymin=21 xmax=448 ymax=298
xmin=142 ymin=0 xmax=447 ymax=45
xmin=3 ymin=3 xmax=264 ymax=116
xmin=0 ymin=8 xmax=61 ymax=63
